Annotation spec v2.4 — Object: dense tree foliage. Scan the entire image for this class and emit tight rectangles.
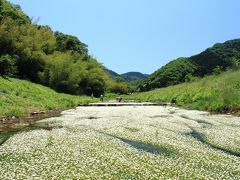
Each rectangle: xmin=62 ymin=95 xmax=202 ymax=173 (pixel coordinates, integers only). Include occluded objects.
xmin=0 ymin=54 xmax=17 ymax=76
xmin=138 ymin=39 xmax=240 ymax=91
xmin=105 ymin=69 xmax=148 ymax=83
xmin=39 ymin=52 xmax=109 ymax=96
xmin=0 ymin=0 xmax=127 ymax=96
xmin=121 ymin=72 xmax=148 ymax=82
xmin=107 ymin=80 xmax=128 ymax=94
xmin=0 ymin=17 xmax=55 ymax=81
xmin=54 ymin=31 xmax=88 ymax=54
xmin=0 ymin=0 xmax=30 ymax=24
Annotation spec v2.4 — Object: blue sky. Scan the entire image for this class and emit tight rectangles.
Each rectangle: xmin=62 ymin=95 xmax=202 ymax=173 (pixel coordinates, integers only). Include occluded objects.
xmin=9 ymin=0 xmax=240 ymax=74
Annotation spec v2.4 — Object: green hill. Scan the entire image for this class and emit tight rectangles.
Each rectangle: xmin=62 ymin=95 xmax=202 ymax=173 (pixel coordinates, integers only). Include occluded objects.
xmin=0 ymin=0 xmax=127 ymax=96
xmin=105 ymin=69 xmax=120 ymax=79
xmin=105 ymin=69 xmax=148 ymax=82
xmin=138 ymin=39 xmax=240 ymax=91
xmin=0 ymin=77 xmax=96 ymax=117
xmin=125 ymin=69 xmax=240 ymax=114
xmin=121 ymin=72 xmax=148 ymax=82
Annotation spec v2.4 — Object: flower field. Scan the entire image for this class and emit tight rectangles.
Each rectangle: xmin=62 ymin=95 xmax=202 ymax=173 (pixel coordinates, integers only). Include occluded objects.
xmin=0 ymin=106 xmax=240 ymax=179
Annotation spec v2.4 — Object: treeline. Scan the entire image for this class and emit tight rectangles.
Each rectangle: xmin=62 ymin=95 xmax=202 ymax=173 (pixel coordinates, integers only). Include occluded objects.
xmin=0 ymin=0 xmax=128 ymax=96
xmin=138 ymin=39 xmax=240 ymax=91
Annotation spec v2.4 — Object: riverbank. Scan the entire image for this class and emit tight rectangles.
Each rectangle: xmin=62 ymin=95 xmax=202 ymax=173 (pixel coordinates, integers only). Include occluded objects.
xmin=0 ymin=77 xmax=97 ymax=117
xmin=124 ymin=70 xmax=240 ymax=116
xmin=0 ymin=77 xmax=97 ymax=131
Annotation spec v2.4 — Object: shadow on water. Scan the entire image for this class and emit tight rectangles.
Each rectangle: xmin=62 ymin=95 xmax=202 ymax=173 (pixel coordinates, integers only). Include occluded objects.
xmin=0 ymin=128 xmax=22 ymax=146
xmin=77 ymin=116 xmax=100 ymax=120
xmin=87 ymin=116 xmax=99 ymax=120
xmin=186 ymin=127 xmax=240 ymax=157
xmin=0 ymin=122 xmax=63 ymax=146
xmin=149 ymin=115 xmax=173 ymax=119
xmin=180 ymin=115 xmax=213 ymax=126
xmin=101 ymin=132 xmax=177 ymax=156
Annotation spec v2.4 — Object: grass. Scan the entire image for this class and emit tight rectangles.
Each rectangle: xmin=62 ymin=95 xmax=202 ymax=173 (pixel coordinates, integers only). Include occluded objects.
xmin=0 ymin=77 xmax=97 ymax=117
xmin=124 ymin=70 xmax=240 ymax=114
xmin=104 ymin=93 xmax=122 ymax=101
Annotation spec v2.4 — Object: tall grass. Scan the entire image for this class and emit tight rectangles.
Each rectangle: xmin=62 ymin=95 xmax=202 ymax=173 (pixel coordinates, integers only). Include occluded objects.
xmin=0 ymin=77 xmax=97 ymax=117
xmin=125 ymin=70 xmax=240 ymax=114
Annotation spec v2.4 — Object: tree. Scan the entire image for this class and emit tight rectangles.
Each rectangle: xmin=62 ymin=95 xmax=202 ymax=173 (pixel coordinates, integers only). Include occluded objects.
xmin=0 ymin=0 xmax=123 ymax=96
xmin=0 ymin=0 xmax=30 ymax=24
xmin=0 ymin=17 xmax=56 ymax=82
xmin=0 ymin=54 xmax=17 ymax=76
xmin=107 ymin=80 xmax=128 ymax=94
xmin=231 ymin=57 xmax=240 ymax=70
xmin=115 ymin=76 xmax=125 ymax=83
xmin=54 ymin=31 xmax=88 ymax=54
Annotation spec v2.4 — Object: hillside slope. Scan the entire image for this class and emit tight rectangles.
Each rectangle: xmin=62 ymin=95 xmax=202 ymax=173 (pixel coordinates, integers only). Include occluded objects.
xmin=121 ymin=72 xmax=148 ymax=82
xmin=105 ymin=69 xmax=148 ymax=82
xmin=139 ymin=39 xmax=240 ymax=91
xmin=0 ymin=0 xmax=119 ymax=96
xmin=0 ymin=77 xmax=96 ymax=117
xmin=105 ymin=69 xmax=120 ymax=79
xmin=125 ymin=70 xmax=240 ymax=114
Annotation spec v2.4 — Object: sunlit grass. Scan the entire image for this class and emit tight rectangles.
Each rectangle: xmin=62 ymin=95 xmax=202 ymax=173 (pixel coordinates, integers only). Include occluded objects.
xmin=0 ymin=77 xmax=97 ymax=117
xmin=125 ymin=70 xmax=240 ymax=114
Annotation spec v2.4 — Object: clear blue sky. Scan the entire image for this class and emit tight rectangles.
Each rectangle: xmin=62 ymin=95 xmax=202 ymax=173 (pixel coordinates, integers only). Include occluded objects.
xmin=9 ymin=0 xmax=240 ymax=74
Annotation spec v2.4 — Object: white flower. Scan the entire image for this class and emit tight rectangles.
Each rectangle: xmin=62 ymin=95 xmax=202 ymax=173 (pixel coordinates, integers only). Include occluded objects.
xmin=0 ymin=106 xmax=240 ymax=179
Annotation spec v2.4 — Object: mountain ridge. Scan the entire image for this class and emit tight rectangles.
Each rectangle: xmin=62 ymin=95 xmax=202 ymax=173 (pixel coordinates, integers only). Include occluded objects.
xmin=137 ymin=38 xmax=240 ymax=91
xmin=105 ymin=69 xmax=148 ymax=82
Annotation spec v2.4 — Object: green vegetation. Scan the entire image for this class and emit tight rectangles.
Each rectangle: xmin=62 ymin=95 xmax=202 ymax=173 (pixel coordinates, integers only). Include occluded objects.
xmin=105 ymin=69 xmax=120 ymax=79
xmin=0 ymin=77 xmax=96 ymax=117
xmin=105 ymin=69 xmax=148 ymax=83
xmin=0 ymin=0 xmax=30 ymax=24
xmin=105 ymin=69 xmax=148 ymax=92
xmin=0 ymin=0 xmax=127 ymax=96
xmin=139 ymin=39 xmax=240 ymax=91
xmin=125 ymin=70 xmax=240 ymax=114
xmin=1 ymin=0 xmax=240 ymax=115
xmin=121 ymin=72 xmax=148 ymax=82
xmin=54 ymin=31 xmax=88 ymax=55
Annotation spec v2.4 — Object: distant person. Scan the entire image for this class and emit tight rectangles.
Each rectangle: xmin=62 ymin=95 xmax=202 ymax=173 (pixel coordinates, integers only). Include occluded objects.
xmin=100 ymin=94 xmax=103 ymax=102
xmin=119 ymin=96 xmax=122 ymax=102
xmin=171 ymin=97 xmax=177 ymax=105
xmin=91 ymin=93 xmax=94 ymax=99
xmin=116 ymin=96 xmax=123 ymax=102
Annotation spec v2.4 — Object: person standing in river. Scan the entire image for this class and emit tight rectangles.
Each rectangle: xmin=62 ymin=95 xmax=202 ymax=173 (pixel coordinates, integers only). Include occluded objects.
xmin=100 ymin=94 xmax=103 ymax=102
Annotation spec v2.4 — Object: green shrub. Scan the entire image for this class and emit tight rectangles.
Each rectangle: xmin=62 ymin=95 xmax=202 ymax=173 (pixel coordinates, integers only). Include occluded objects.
xmin=0 ymin=54 xmax=17 ymax=76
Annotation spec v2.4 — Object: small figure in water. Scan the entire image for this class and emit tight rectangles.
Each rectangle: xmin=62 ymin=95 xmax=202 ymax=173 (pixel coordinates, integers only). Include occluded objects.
xmin=100 ymin=94 xmax=103 ymax=102
xmin=116 ymin=96 xmax=123 ymax=102
xmin=119 ymin=96 xmax=122 ymax=102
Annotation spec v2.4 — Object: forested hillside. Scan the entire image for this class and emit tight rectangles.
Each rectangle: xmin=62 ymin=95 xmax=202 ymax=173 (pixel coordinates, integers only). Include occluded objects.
xmin=121 ymin=72 xmax=148 ymax=82
xmin=126 ymin=69 xmax=240 ymax=114
xmin=0 ymin=0 xmax=127 ymax=96
xmin=105 ymin=69 xmax=148 ymax=82
xmin=138 ymin=39 xmax=240 ymax=91
xmin=105 ymin=69 xmax=120 ymax=80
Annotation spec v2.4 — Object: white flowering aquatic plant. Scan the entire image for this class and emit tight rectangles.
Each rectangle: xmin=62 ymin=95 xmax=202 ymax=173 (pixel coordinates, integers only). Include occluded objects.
xmin=0 ymin=106 xmax=240 ymax=179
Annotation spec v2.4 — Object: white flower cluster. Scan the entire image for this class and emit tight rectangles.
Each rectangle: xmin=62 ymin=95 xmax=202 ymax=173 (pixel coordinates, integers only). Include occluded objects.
xmin=0 ymin=106 xmax=240 ymax=179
